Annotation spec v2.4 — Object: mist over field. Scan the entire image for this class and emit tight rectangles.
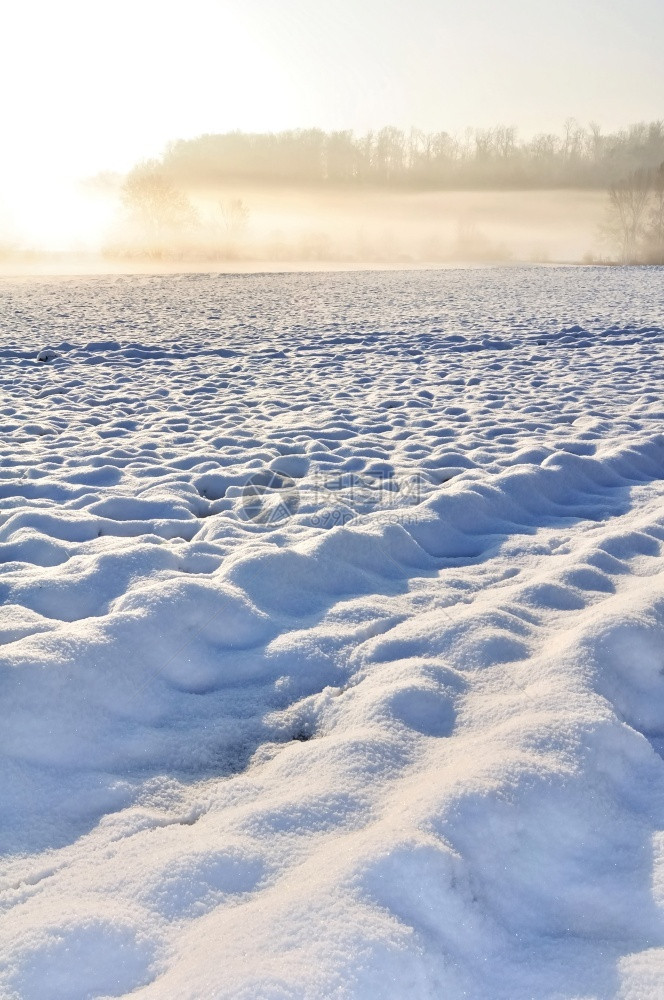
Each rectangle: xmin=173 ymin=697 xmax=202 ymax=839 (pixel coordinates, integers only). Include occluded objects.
xmin=102 ymin=184 xmax=607 ymax=266
xmin=2 ymin=120 xmax=663 ymax=270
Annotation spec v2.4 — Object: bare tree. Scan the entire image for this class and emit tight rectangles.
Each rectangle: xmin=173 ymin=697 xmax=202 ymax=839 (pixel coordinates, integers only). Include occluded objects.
xmin=218 ymin=198 xmax=249 ymax=257
xmin=602 ymin=168 xmax=651 ymax=263
xmin=120 ymin=161 xmax=197 ymax=258
xmin=643 ymin=163 xmax=664 ymax=263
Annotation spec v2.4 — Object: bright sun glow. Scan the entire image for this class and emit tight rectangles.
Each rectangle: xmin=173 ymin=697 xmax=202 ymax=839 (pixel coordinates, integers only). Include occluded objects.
xmin=1 ymin=0 xmax=663 ymax=252
xmin=7 ymin=176 xmax=116 ymax=251
xmin=1 ymin=1 xmax=291 ymax=251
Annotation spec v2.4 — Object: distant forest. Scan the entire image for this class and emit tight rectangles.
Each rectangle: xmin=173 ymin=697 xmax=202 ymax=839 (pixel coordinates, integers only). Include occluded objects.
xmin=160 ymin=121 xmax=664 ymax=190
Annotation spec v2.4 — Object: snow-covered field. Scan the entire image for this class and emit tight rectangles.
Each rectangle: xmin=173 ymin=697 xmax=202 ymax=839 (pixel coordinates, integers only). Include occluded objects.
xmin=1 ymin=266 xmax=664 ymax=999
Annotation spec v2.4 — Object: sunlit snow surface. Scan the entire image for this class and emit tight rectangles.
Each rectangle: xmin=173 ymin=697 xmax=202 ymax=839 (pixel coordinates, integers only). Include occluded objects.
xmin=2 ymin=266 xmax=664 ymax=999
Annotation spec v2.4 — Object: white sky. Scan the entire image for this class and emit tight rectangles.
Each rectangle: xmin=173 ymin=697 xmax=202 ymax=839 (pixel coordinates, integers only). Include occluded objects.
xmin=2 ymin=0 xmax=662 ymax=247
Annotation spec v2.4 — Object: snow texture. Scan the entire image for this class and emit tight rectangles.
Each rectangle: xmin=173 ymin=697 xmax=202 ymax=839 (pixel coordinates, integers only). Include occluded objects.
xmin=1 ymin=266 xmax=664 ymax=998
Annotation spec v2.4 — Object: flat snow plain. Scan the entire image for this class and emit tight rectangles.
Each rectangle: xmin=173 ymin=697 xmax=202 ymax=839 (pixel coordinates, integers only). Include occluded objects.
xmin=2 ymin=266 xmax=664 ymax=999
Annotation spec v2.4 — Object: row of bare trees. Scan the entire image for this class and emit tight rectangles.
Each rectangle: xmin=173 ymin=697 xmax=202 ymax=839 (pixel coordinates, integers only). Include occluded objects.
xmin=160 ymin=121 xmax=664 ymax=190
xmin=603 ymin=164 xmax=664 ymax=263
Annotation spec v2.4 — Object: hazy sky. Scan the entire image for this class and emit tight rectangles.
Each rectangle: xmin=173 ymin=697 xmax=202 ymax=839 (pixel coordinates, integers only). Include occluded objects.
xmin=2 ymin=0 xmax=662 ymax=246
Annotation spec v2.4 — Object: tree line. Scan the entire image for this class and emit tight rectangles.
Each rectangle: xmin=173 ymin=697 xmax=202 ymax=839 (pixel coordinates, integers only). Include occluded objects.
xmin=107 ymin=123 xmax=664 ymax=263
xmin=159 ymin=121 xmax=664 ymax=190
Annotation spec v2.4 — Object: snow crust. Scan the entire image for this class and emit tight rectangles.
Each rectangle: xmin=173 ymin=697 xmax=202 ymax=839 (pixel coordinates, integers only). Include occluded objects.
xmin=1 ymin=266 xmax=664 ymax=998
